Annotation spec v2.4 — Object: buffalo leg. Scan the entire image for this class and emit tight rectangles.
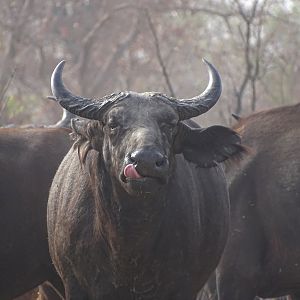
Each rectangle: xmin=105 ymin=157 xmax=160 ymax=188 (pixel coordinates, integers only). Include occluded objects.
xmin=38 ymin=281 xmax=64 ymax=300
xmin=64 ymin=278 xmax=88 ymax=300
xmin=217 ymin=278 xmax=256 ymax=300
xmin=217 ymin=242 xmax=261 ymax=300
xmin=169 ymin=283 xmax=203 ymax=300
xmin=216 ymin=184 xmax=265 ymax=300
xmin=216 ymin=233 xmax=263 ymax=299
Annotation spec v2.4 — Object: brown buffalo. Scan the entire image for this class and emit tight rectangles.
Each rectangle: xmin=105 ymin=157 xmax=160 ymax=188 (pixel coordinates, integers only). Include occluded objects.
xmin=203 ymin=103 xmax=300 ymax=299
xmin=0 ymin=126 xmax=72 ymax=299
xmin=47 ymin=60 xmax=244 ymax=299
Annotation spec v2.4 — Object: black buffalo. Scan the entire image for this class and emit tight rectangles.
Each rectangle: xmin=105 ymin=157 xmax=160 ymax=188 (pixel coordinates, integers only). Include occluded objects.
xmin=0 ymin=126 xmax=71 ymax=299
xmin=203 ymin=104 xmax=300 ymax=299
xmin=47 ymin=60 xmax=244 ymax=300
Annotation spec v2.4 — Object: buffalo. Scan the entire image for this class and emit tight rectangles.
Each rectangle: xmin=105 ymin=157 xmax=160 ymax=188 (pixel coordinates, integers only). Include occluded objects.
xmin=0 ymin=124 xmax=72 ymax=299
xmin=203 ymin=104 xmax=300 ymax=299
xmin=47 ymin=60 xmax=244 ymax=299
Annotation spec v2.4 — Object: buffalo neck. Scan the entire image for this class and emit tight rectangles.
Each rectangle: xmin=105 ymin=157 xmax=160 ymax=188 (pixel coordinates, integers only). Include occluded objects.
xmin=89 ymin=154 xmax=169 ymax=266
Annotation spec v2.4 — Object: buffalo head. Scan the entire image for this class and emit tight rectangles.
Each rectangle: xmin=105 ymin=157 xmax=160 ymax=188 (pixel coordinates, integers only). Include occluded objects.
xmin=51 ymin=60 xmax=242 ymax=196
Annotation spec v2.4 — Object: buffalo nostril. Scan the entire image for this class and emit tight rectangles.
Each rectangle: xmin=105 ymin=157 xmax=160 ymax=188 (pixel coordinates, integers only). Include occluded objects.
xmin=155 ymin=157 xmax=168 ymax=168
xmin=128 ymin=153 xmax=136 ymax=164
xmin=128 ymin=150 xmax=168 ymax=172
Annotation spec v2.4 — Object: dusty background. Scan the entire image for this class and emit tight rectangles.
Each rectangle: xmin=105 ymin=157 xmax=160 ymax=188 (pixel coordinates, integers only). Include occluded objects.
xmin=0 ymin=0 xmax=299 ymax=128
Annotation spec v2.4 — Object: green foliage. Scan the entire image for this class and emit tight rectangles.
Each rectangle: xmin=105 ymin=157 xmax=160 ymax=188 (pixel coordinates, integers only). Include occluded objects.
xmin=5 ymin=95 xmax=24 ymax=118
xmin=2 ymin=94 xmax=44 ymax=125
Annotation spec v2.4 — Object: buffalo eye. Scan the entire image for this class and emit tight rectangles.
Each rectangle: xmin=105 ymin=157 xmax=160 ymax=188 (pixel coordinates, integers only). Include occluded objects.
xmin=107 ymin=120 xmax=120 ymax=133
xmin=160 ymin=122 xmax=178 ymax=141
xmin=160 ymin=121 xmax=177 ymax=133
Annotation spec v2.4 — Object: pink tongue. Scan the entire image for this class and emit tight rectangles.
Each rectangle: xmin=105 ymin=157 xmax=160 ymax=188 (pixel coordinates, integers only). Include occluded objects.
xmin=124 ymin=164 xmax=142 ymax=179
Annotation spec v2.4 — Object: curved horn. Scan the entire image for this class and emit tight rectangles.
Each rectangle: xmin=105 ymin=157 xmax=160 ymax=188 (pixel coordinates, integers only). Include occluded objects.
xmin=175 ymin=59 xmax=222 ymax=120
xmin=51 ymin=60 xmax=127 ymax=120
xmin=50 ymin=109 xmax=77 ymax=128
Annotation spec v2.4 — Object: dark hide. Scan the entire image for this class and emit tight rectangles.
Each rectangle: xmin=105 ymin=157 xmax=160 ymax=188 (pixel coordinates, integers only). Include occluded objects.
xmin=0 ymin=128 xmax=71 ymax=299
xmin=48 ymin=94 xmax=244 ymax=300
xmin=202 ymin=103 xmax=300 ymax=300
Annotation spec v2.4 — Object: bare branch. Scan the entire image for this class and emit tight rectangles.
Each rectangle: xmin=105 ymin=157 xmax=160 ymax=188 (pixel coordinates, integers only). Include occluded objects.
xmin=234 ymin=16 xmax=252 ymax=114
xmin=169 ymin=5 xmax=236 ymax=19
xmin=0 ymin=0 xmax=34 ymax=109
xmin=77 ymin=3 xmax=138 ymax=93
xmin=0 ymin=68 xmax=16 ymax=117
xmin=77 ymin=12 xmax=112 ymax=94
xmin=89 ymin=15 xmax=141 ymax=96
xmin=145 ymin=10 xmax=175 ymax=98
xmin=233 ymin=0 xmax=247 ymax=21
xmin=250 ymin=0 xmax=259 ymax=21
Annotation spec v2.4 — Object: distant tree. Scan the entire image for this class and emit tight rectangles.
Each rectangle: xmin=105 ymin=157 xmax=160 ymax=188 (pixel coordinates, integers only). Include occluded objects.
xmin=0 ymin=0 xmax=299 ymax=127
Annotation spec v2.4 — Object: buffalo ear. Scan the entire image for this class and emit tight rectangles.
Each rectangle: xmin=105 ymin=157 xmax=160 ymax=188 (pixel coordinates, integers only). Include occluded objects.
xmin=71 ymin=118 xmax=103 ymax=149
xmin=71 ymin=119 xmax=103 ymax=163
xmin=70 ymin=118 xmax=88 ymax=139
xmin=174 ymin=122 xmax=244 ymax=168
